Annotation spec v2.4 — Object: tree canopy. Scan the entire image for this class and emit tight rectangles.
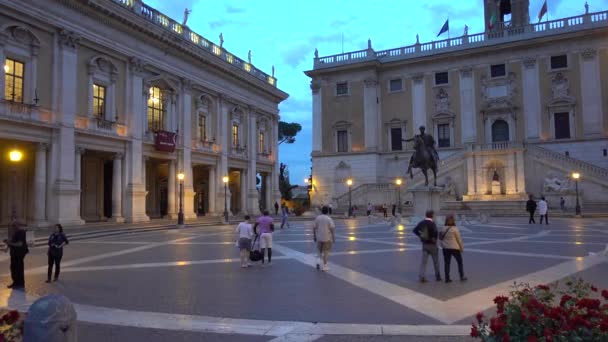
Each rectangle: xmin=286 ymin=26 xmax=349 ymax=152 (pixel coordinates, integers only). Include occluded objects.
xmin=278 ymin=121 xmax=302 ymax=145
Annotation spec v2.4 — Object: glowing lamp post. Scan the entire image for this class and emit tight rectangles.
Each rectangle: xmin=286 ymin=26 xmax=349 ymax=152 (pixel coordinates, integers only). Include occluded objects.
xmin=222 ymin=176 xmax=229 ymax=223
xmin=8 ymin=149 xmax=23 ymax=222
xmin=177 ymin=172 xmax=185 ymax=227
xmin=346 ymin=178 xmax=353 ymax=217
xmin=396 ymin=178 xmax=402 ymax=214
xmin=572 ymin=172 xmax=581 ymax=217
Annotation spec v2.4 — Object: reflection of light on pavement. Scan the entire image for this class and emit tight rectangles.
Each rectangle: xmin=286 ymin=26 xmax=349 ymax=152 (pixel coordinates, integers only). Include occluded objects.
xmin=349 ymin=236 xmax=356 ymax=241
xmin=397 ymin=225 xmax=405 ymax=231
xmin=398 ymin=248 xmax=406 ymax=252
xmin=176 ymin=261 xmax=188 ymax=266
xmin=575 ymin=242 xmax=583 ymax=245
xmin=576 ymin=257 xmax=584 ymax=261
xmin=348 ymin=251 xmax=356 ymax=254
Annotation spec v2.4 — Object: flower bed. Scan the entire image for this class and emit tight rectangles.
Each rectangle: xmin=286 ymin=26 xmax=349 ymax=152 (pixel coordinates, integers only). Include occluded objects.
xmin=0 ymin=310 xmax=24 ymax=342
xmin=471 ymin=278 xmax=608 ymax=341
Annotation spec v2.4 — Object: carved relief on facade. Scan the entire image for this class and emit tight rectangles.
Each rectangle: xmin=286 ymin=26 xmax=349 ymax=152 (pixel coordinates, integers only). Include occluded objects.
xmin=550 ymin=72 xmax=575 ymax=103
xmin=88 ymin=56 xmax=118 ymax=78
xmin=5 ymin=25 xmax=40 ymax=48
xmin=231 ymin=106 xmax=244 ymax=124
xmin=434 ymin=87 xmax=451 ymax=114
xmin=480 ymin=72 xmax=517 ymax=110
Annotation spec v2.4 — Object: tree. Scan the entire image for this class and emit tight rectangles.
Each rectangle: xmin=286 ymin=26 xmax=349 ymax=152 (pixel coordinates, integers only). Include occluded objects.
xmin=279 ymin=163 xmax=298 ymax=200
xmin=278 ymin=121 xmax=302 ymax=145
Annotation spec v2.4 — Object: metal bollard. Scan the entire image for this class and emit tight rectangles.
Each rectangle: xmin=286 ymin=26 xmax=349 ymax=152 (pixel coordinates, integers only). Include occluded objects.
xmin=24 ymin=294 xmax=77 ymax=342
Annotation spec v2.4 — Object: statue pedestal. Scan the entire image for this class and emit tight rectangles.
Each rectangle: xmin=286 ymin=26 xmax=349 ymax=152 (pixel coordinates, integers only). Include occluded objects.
xmin=410 ymin=186 xmax=444 ymax=217
xmin=491 ymin=181 xmax=501 ymax=195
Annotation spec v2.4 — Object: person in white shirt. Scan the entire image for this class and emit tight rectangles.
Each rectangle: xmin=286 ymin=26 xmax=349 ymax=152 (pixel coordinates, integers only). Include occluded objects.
xmin=235 ymin=215 xmax=254 ymax=268
xmin=538 ymin=197 xmax=549 ymax=225
xmin=439 ymin=215 xmax=467 ymax=283
xmin=313 ymin=206 xmax=336 ymax=271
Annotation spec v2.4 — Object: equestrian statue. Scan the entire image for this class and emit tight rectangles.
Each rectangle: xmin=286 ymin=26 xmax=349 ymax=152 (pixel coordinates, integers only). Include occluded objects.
xmin=403 ymin=126 xmax=439 ymax=186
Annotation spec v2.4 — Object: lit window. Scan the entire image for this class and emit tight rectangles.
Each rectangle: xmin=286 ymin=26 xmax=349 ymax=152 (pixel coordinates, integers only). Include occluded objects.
xmin=92 ymin=84 xmax=106 ymax=118
xmin=337 ymin=130 xmax=348 ymax=152
xmin=336 ymin=82 xmax=348 ymax=96
xmin=435 ymin=72 xmax=448 ymax=85
xmin=438 ymin=124 xmax=450 ymax=147
xmin=147 ymin=86 xmax=165 ymax=131
xmin=389 ymin=79 xmax=403 ymax=92
xmin=232 ymin=124 xmax=239 ymax=147
xmin=198 ymin=114 xmax=207 ymax=141
xmin=259 ymin=132 xmax=265 ymax=153
xmin=4 ymin=58 xmax=24 ymax=103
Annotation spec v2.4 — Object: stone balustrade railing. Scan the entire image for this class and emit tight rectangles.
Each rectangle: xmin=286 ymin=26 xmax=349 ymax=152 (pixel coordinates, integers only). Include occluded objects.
xmin=470 ymin=141 xmax=524 ymax=151
xmin=0 ymin=99 xmax=52 ymax=123
xmin=314 ymin=10 xmax=608 ymax=69
xmin=526 ymin=144 xmax=608 ymax=181
xmin=109 ymin=0 xmax=277 ymax=87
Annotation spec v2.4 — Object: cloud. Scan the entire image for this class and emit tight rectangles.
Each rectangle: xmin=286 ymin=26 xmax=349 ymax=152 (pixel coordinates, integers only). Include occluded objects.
xmin=280 ymin=32 xmax=358 ymax=68
xmin=280 ymin=97 xmax=311 ymax=114
xmin=225 ymin=5 xmax=246 ymax=14
xmin=208 ymin=19 xmax=251 ymax=30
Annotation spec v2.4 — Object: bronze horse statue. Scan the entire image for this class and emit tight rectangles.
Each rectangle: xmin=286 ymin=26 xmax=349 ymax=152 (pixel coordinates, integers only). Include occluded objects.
xmin=408 ymin=134 xmax=438 ymax=187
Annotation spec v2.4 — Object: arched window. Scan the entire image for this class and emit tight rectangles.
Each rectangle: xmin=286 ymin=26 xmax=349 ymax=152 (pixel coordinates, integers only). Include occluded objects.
xmin=147 ymin=86 xmax=165 ymax=131
xmin=491 ymin=119 xmax=509 ymax=142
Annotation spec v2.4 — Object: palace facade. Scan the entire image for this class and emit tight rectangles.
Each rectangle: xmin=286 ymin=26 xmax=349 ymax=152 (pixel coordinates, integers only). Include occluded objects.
xmin=0 ymin=0 xmax=288 ymax=226
xmin=306 ymin=0 xmax=608 ymax=213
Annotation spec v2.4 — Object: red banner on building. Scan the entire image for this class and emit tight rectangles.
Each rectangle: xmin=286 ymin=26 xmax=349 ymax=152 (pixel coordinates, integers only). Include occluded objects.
xmin=155 ymin=131 xmax=177 ymax=152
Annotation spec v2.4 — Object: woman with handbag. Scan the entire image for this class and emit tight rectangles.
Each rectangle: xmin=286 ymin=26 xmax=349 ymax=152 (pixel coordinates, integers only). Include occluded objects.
xmin=439 ymin=215 xmax=467 ymax=283
xmin=47 ymin=224 xmax=69 ymax=283
xmin=235 ymin=215 xmax=253 ymax=268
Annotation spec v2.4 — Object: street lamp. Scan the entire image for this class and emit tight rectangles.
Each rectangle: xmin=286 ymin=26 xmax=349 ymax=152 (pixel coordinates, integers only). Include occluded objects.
xmin=177 ymin=172 xmax=184 ymax=228
xmin=396 ymin=178 xmax=402 ymax=214
xmin=8 ymin=149 xmax=23 ymax=222
xmin=222 ymin=176 xmax=229 ymax=223
xmin=346 ymin=178 xmax=353 ymax=217
xmin=572 ymin=172 xmax=581 ymax=217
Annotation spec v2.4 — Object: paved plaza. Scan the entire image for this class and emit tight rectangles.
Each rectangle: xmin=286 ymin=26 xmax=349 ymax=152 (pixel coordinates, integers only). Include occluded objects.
xmin=1 ymin=217 xmax=608 ymax=341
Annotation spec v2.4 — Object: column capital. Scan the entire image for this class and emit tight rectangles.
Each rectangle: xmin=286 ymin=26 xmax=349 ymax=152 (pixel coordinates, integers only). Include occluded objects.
xmin=58 ymin=29 xmax=80 ymax=50
xmin=37 ymin=142 xmax=49 ymax=151
xmin=128 ymin=57 xmax=147 ymax=75
xmin=412 ymin=73 xmax=425 ymax=84
xmin=75 ymin=147 xmax=85 ymax=155
xmin=114 ymin=153 xmax=124 ymax=160
xmin=364 ymin=78 xmax=378 ymax=88
xmin=310 ymin=80 xmax=321 ymax=94
xmin=460 ymin=66 xmax=473 ymax=77
xmin=581 ymin=48 xmax=597 ymax=60
xmin=523 ymin=57 xmax=537 ymax=69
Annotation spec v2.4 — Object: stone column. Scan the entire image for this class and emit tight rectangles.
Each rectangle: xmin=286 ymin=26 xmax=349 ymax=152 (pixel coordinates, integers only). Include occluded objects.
xmin=311 ymin=81 xmax=322 ymax=152
xmin=216 ymin=95 xmax=231 ymax=215
xmin=466 ymin=151 xmax=477 ymax=196
xmin=0 ymin=33 xmax=6 ymax=95
xmin=271 ymin=117 xmax=281 ymax=205
xmin=522 ymin=58 xmax=541 ymax=140
xmin=34 ymin=143 xmax=48 ymax=227
xmin=240 ymin=170 xmax=247 ymax=214
xmin=515 ymin=150 xmax=526 ymax=194
xmin=580 ymin=49 xmax=603 ymax=137
xmin=208 ymin=166 xmax=216 ymax=214
xmin=109 ymin=153 xmax=125 ymax=222
xmin=167 ymin=160 xmax=176 ymax=218
xmin=247 ymin=109 xmax=259 ymax=215
xmin=363 ymin=78 xmax=379 ymax=151
xmin=459 ymin=67 xmax=476 ymax=144
xmin=180 ymin=85 xmax=196 ymax=220
xmin=265 ymin=173 xmax=272 ymax=211
xmin=49 ymin=30 xmax=84 ymax=225
xmin=505 ymin=152 xmax=516 ymax=195
xmin=412 ymin=74 xmax=426 ymax=133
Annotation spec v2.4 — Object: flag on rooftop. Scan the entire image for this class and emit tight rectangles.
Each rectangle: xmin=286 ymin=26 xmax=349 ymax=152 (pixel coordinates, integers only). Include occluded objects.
xmin=437 ymin=19 xmax=449 ymax=37
xmin=538 ymin=0 xmax=548 ymax=22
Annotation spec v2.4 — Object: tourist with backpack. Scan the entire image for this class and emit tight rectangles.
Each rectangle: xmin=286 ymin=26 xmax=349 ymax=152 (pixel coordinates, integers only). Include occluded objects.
xmin=313 ymin=206 xmax=336 ymax=271
xmin=439 ymin=215 xmax=467 ymax=283
xmin=235 ymin=216 xmax=253 ymax=268
xmin=254 ymin=210 xmax=274 ymax=265
xmin=413 ymin=210 xmax=441 ymax=283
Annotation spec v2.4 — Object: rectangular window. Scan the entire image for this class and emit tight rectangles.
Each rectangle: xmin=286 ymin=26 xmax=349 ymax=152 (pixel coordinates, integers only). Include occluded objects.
xmin=147 ymin=86 xmax=165 ymax=131
xmin=259 ymin=132 xmax=265 ymax=153
xmin=232 ymin=124 xmax=239 ymax=147
xmin=336 ymin=82 xmax=348 ymax=96
xmin=389 ymin=79 xmax=403 ymax=92
xmin=437 ymin=124 xmax=450 ymax=148
xmin=4 ymin=58 xmax=24 ymax=103
xmin=490 ymin=64 xmax=506 ymax=78
xmin=337 ymin=130 xmax=348 ymax=152
xmin=198 ymin=114 xmax=206 ymax=141
xmin=551 ymin=55 xmax=568 ymax=70
xmin=554 ymin=112 xmax=571 ymax=139
xmin=435 ymin=72 xmax=448 ymax=85
xmin=92 ymin=84 xmax=106 ymax=118
xmin=390 ymin=127 xmax=402 ymax=151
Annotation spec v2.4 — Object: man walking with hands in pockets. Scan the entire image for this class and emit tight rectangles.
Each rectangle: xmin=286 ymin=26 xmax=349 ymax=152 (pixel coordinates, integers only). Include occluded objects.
xmin=313 ymin=206 xmax=335 ymax=272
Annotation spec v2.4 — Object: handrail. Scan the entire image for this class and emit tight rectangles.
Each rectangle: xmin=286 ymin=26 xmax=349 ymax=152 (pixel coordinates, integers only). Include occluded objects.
xmin=525 ymin=144 xmax=608 ymax=180
xmin=108 ymin=0 xmax=276 ymax=87
xmin=314 ymin=10 xmax=608 ymax=69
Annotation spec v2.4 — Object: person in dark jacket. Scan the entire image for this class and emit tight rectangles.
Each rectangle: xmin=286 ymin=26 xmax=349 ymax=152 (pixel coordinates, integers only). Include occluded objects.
xmin=47 ymin=224 xmax=69 ymax=283
xmin=526 ymin=195 xmax=537 ymax=224
xmin=4 ymin=222 xmax=28 ymax=289
xmin=413 ymin=210 xmax=441 ymax=283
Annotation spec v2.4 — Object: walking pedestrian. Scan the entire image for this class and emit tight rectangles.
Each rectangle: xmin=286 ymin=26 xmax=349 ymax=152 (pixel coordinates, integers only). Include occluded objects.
xmin=4 ymin=222 xmax=28 ymax=289
xmin=560 ymin=196 xmax=565 ymax=212
xmin=313 ymin=206 xmax=335 ymax=272
xmin=274 ymin=202 xmax=279 ymax=216
xmin=47 ymin=224 xmax=69 ymax=283
xmin=280 ymin=204 xmax=290 ymax=229
xmin=539 ymin=197 xmax=549 ymax=225
xmin=382 ymin=203 xmax=388 ymax=218
xmin=526 ymin=195 xmax=537 ymax=224
xmin=439 ymin=215 xmax=466 ymax=283
xmin=413 ymin=210 xmax=441 ymax=283
xmin=392 ymin=204 xmax=396 ymax=217
xmin=235 ymin=215 xmax=253 ymax=268
xmin=366 ymin=202 xmax=372 ymax=216
xmin=254 ymin=210 xmax=274 ymax=265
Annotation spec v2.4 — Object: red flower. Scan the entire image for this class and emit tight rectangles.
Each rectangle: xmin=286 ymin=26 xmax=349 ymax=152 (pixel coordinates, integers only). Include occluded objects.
xmin=520 ymin=312 xmax=527 ymax=321
xmin=602 ymin=289 xmax=608 ymax=300
xmin=476 ymin=312 xmax=484 ymax=323
xmin=600 ymin=318 xmax=608 ymax=332
xmin=470 ymin=324 xmax=480 ymax=337
xmin=494 ymin=296 xmax=509 ymax=314
xmin=527 ymin=336 xmax=539 ymax=342
xmin=490 ymin=316 xmax=506 ymax=333
xmin=529 ymin=315 xmax=538 ymax=323
xmin=2 ymin=310 xmax=19 ymax=325
xmin=591 ymin=286 xmax=598 ymax=292
xmin=502 ymin=334 xmax=510 ymax=342
xmin=560 ymin=294 xmax=573 ymax=307
xmin=575 ymin=298 xmax=600 ymax=310
xmin=536 ymin=284 xmax=550 ymax=291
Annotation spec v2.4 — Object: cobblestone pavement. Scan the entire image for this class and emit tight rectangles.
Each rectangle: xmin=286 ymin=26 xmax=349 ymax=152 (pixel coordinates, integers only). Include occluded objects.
xmin=1 ymin=216 xmax=607 ymax=341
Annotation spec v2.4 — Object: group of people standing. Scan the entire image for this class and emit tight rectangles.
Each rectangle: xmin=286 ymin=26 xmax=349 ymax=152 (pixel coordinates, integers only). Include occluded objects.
xmin=4 ymin=223 xmax=69 ymax=290
xmin=526 ymin=195 xmax=550 ymax=225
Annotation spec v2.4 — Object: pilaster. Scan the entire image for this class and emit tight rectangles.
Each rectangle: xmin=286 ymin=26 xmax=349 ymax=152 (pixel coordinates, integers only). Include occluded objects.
xmin=33 ymin=143 xmax=48 ymax=227
xmin=311 ymin=80 xmax=323 ymax=152
xmin=109 ymin=153 xmax=125 ymax=223
xmin=412 ymin=74 xmax=426 ymax=133
xmin=522 ymin=57 xmax=541 ymax=140
xmin=248 ymin=109 xmax=260 ymax=215
xmin=580 ymin=49 xmax=603 ymax=137
xmin=363 ymin=78 xmax=379 ymax=151
xmin=459 ymin=67 xmax=476 ymax=144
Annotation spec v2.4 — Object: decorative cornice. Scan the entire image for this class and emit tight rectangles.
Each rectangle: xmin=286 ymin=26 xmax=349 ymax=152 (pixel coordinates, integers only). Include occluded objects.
xmin=581 ymin=48 xmax=597 ymax=60
xmin=523 ymin=57 xmax=537 ymax=69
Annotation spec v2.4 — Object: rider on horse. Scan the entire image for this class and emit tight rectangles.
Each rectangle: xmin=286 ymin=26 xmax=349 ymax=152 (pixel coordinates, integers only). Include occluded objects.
xmin=403 ymin=126 xmax=439 ymax=175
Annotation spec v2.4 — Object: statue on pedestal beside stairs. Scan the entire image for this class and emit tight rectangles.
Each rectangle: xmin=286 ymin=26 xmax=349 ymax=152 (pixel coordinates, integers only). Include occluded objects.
xmin=403 ymin=126 xmax=439 ymax=186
